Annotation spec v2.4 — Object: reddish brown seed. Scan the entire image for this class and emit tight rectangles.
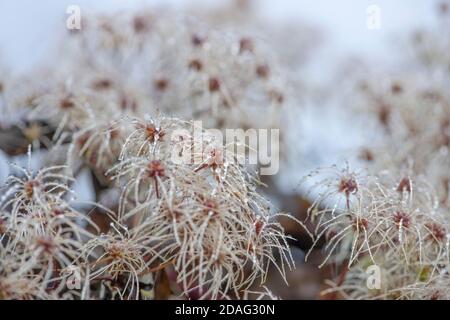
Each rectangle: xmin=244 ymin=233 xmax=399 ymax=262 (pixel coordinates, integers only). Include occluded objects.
xmin=439 ymin=2 xmax=449 ymax=14
xmin=60 ymin=97 xmax=75 ymax=110
xmin=247 ymin=241 xmax=255 ymax=253
xmin=0 ymin=218 xmax=6 ymax=234
xmin=203 ymin=198 xmax=218 ymax=216
xmin=154 ymin=77 xmax=169 ymax=91
xmin=325 ymin=229 xmax=337 ymax=241
xmin=393 ymin=211 xmax=411 ymax=229
xmin=256 ymin=64 xmax=270 ymax=78
xmin=145 ymin=124 xmax=156 ymax=141
xmin=397 ymin=177 xmax=412 ymax=193
xmin=430 ymin=291 xmax=441 ymax=300
xmin=236 ymin=0 xmax=251 ymax=10
xmin=120 ymin=95 xmax=137 ymax=112
xmin=146 ymin=160 xmax=165 ymax=199
xmin=439 ymin=118 xmax=450 ymax=146
xmin=391 ymin=82 xmax=403 ymax=95
xmin=92 ymin=78 xmax=113 ymax=90
xmin=360 ymin=218 xmax=368 ymax=229
xmin=35 ymin=237 xmax=55 ymax=254
xmin=51 ymin=208 xmax=65 ymax=216
xmin=147 ymin=160 xmax=165 ymax=178
xmin=239 ymin=37 xmax=254 ymax=54
xmin=254 ymin=219 xmax=264 ymax=236
xmin=269 ymin=89 xmax=284 ymax=104
xmin=168 ymin=209 xmax=183 ymax=222
xmin=107 ymin=244 xmax=123 ymax=260
xmin=188 ymin=59 xmax=203 ymax=71
xmin=353 ymin=217 xmax=368 ymax=230
xmin=142 ymin=124 xmax=164 ymax=142
xmin=378 ymin=103 xmax=391 ymax=127
xmin=193 ymin=163 xmax=208 ymax=173
xmin=339 ymin=177 xmax=358 ymax=196
xmin=133 ymin=15 xmax=148 ymax=33
xmin=425 ymin=223 xmax=446 ymax=242
xmin=191 ymin=34 xmax=205 ymax=47
xmin=359 ymin=148 xmax=374 ymax=162
xmin=0 ymin=82 xmax=4 ymax=93
xmin=441 ymin=118 xmax=450 ymax=131
xmin=208 ymin=77 xmax=220 ymax=92
xmin=109 ymin=128 xmax=121 ymax=140
xmin=221 ymin=98 xmax=230 ymax=109
xmin=76 ymin=132 xmax=91 ymax=147
xmin=24 ymin=180 xmax=40 ymax=199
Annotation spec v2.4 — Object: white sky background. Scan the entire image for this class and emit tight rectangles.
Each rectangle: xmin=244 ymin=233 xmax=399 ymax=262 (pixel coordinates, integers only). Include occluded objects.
xmin=0 ymin=0 xmax=437 ymax=73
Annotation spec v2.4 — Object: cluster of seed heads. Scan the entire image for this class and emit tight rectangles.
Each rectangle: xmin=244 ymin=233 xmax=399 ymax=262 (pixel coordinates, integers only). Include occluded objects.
xmin=10 ymin=10 xmax=286 ymax=134
xmin=305 ymin=165 xmax=449 ymax=299
xmin=305 ymin=4 xmax=450 ymax=300
xmin=0 ymin=115 xmax=295 ymax=299
xmin=0 ymin=8 xmax=301 ymax=300
xmin=86 ymin=116 xmax=297 ymax=299
xmin=0 ymin=10 xmax=291 ymax=178
xmin=0 ymin=147 xmax=96 ymax=299
xmin=352 ymin=74 xmax=450 ymax=207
